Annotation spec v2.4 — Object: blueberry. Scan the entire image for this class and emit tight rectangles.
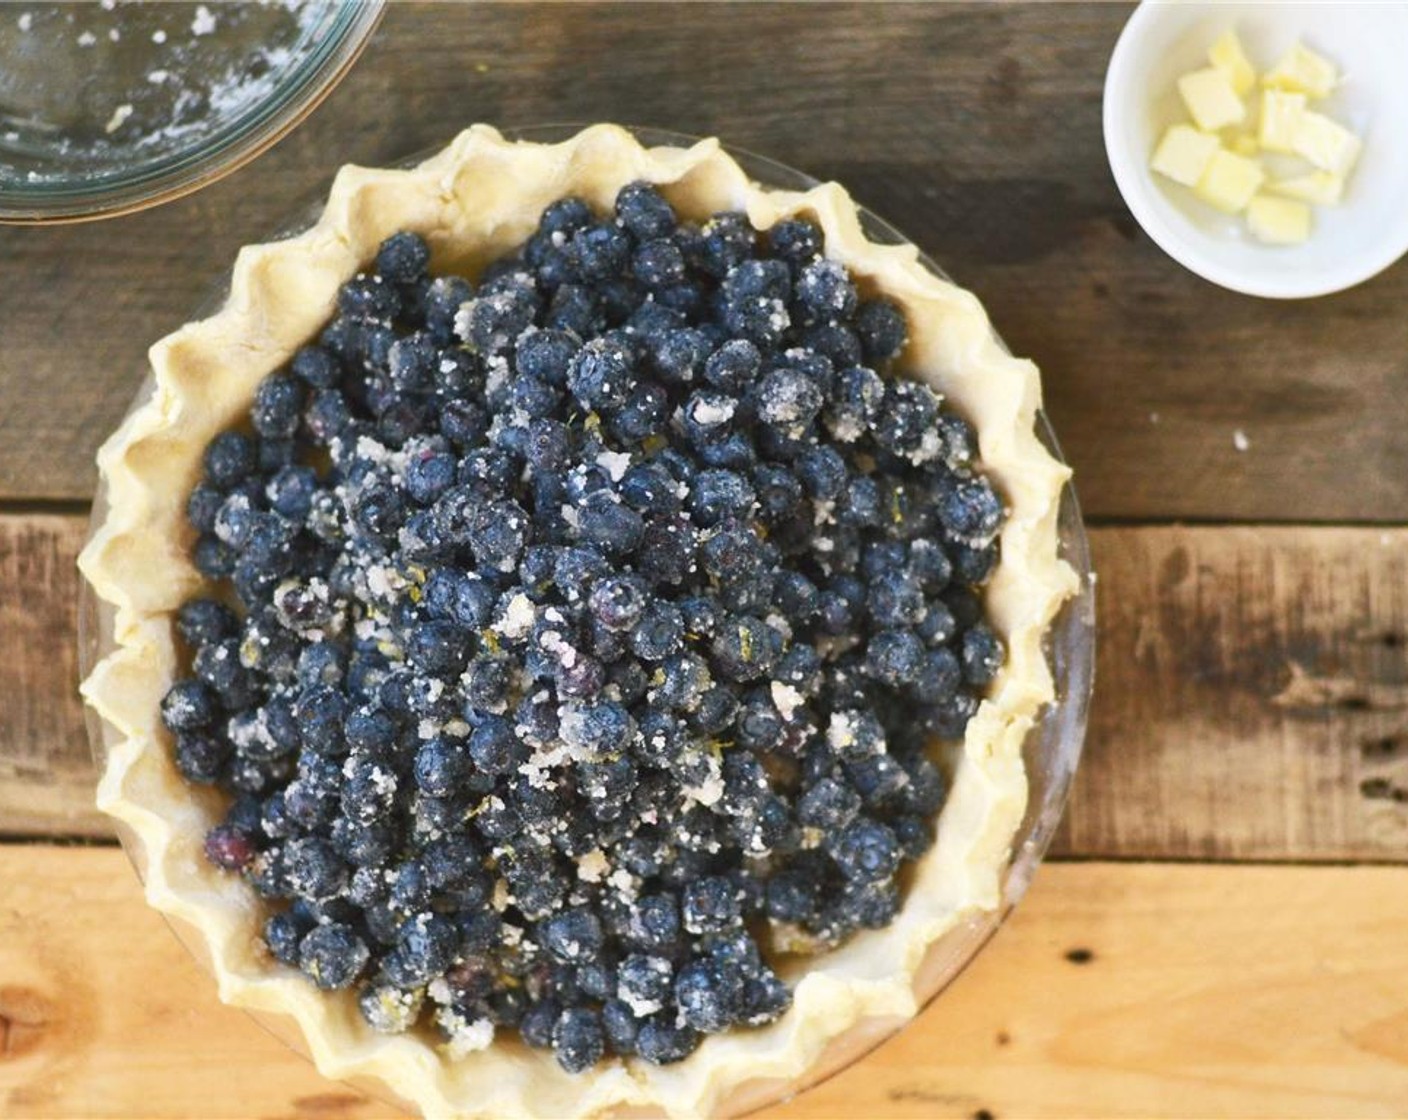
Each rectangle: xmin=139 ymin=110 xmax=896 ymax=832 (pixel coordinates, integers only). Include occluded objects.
xmin=796 ymin=445 xmax=847 ymax=500
xmin=414 ymin=737 xmax=472 ymax=796
xmin=742 ymin=970 xmax=793 ymax=1026
xmin=358 ymin=981 xmax=424 ymax=1035
xmin=632 ymin=238 xmax=686 ymax=288
xmin=419 ymin=276 xmax=474 ymax=342
xmin=831 ymin=818 xmax=901 ymax=882
xmin=298 ymin=923 xmax=369 ymax=990
xmin=722 ymin=292 xmax=790 ymax=350
xmin=265 ymin=465 xmax=318 ymax=520
xmin=913 ymin=646 xmax=962 ymax=704
xmin=867 ymin=571 xmax=925 ymax=628
xmin=940 ymin=477 xmax=1004 ymax=541
xmin=635 ymin=1019 xmax=700 ymax=1065
xmin=552 ymin=1006 xmax=606 ymax=1074
xmin=516 ymin=328 xmax=581 ymax=387
xmin=186 ymin=482 xmax=225 ymax=533
xmin=950 ymin=539 xmax=998 ymax=585
xmin=290 ymin=344 xmax=341 ymax=389
xmin=628 ymin=893 xmax=681 ymax=951
xmin=690 ymin=211 xmax=754 ymax=279
xmin=610 ymin=383 xmax=670 ymax=444
xmin=567 ymin=337 xmax=637 ymax=412
xmin=560 ymin=700 xmax=633 ymax=755
xmin=457 ymin=287 xmax=538 ymax=356
xmin=589 ymin=574 xmax=648 ymax=631
xmin=338 ymin=273 xmax=401 ymax=321
xmin=393 ymin=912 xmax=459 ymax=984
xmin=602 ymin=999 xmax=640 ymax=1054
xmin=616 ymin=181 xmax=677 ymax=241
xmin=520 ymin=997 xmax=562 ymax=1050
xmin=794 ymin=259 xmax=858 ymax=322
xmin=251 ymin=374 xmax=306 ymax=441
xmin=539 ymin=196 xmax=593 ymax=236
xmin=797 ymin=777 xmax=862 ymax=831
xmin=405 ymin=619 xmax=471 ymax=676
xmin=675 ymin=958 xmax=742 ymax=1032
xmin=825 ymin=365 xmax=886 ymax=442
xmin=577 ymin=490 xmax=644 ymax=557
xmin=873 ymin=380 xmax=941 ymax=460
xmin=545 ymin=283 xmax=599 ymax=336
xmin=375 ymin=231 xmax=431 ymax=284
xmin=174 ymin=732 xmax=228 ymax=784
xmin=405 ymin=449 xmax=457 ymax=506
xmin=541 ymin=906 xmax=605 ymax=964
xmin=569 ymin=222 xmax=632 ymax=281
xmin=736 ymin=693 xmax=786 ymax=751
xmin=283 ymin=836 xmax=349 ymax=902
xmin=755 ymin=367 xmax=823 ymax=434
xmin=649 ymin=328 xmax=711 ymax=385
xmin=710 ymin=615 xmax=779 ymax=682
xmin=681 ymin=876 xmax=741 ymax=935
xmin=468 ymin=716 xmax=525 ymax=775
xmin=465 ymin=499 xmax=531 ymax=573
xmin=176 ymin=598 xmax=238 ymax=648
xmin=854 ymin=298 xmax=908 ymax=362
xmin=160 ymin=679 xmax=217 ymax=733
xmin=768 ymin=217 xmax=822 ymax=262
xmin=264 ymin=908 xmax=313 ymax=967
xmin=203 ymin=431 xmax=257 ymax=489
xmin=630 ymin=602 xmax=685 ymax=661
xmin=865 ymin=629 xmax=925 ymax=688
xmin=961 ymin=623 xmax=1004 ymax=686
xmin=303 ymin=389 xmax=354 ymax=445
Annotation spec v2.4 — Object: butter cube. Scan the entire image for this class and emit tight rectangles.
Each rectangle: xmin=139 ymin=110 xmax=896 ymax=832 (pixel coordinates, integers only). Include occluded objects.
xmin=1292 ymin=110 xmax=1361 ymax=175
xmin=1178 ymin=67 xmax=1247 ymax=131
xmin=1209 ymin=29 xmax=1257 ymax=97
xmin=1247 ymin=195 xmax=1312 ymax=244
xmin=1232 ymin=135 xmax=1260 ymax=157
xmin=1269 ymin=169 xmax=1345 ymax=206
xmin=1258 ymin=89 xmax=1306 ymax=153
xmin=1151 ymin=125 xmax=1222 ymax=186
xmin=1195 ymin=149 xmax=1266 ymax=213
xmin=1264 ymin=41 xmax=1339 ymax=98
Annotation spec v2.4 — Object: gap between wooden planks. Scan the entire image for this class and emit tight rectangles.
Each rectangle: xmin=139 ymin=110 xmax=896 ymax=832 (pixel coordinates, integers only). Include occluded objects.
xmin=8 ymin=514 xmax=1408 ymax=860
xmin=1 ymin=850 xmax=1407 ymax=1119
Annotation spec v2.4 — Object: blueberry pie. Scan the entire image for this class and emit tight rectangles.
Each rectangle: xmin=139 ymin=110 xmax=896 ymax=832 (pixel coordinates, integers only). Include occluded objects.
xmin=81 ymin=124 xmax=1076 ymax=1118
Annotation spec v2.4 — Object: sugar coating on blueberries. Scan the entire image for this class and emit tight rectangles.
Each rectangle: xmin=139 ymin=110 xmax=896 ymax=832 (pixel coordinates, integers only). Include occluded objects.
xmin=163 ymin=180 xmax=1007 ymax=1074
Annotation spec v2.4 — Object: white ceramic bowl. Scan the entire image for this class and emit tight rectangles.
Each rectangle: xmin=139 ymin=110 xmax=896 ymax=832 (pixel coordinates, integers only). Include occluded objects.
xmin=1104 ymin=1 xmax=1408 ymax=299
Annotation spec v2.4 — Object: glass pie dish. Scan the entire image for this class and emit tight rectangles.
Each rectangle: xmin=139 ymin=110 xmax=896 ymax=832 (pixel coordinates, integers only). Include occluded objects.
xmin=79 ymin=125 xmax=1095 ymax=1117
xmin=0 ymin=0 xmax=383 ymax=223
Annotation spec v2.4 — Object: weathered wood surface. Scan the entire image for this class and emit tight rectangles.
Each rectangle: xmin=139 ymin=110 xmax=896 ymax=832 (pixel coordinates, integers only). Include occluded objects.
xmin=2 ymin=852 xmax=1407 ymax=1118
xmin=2 ymin=3 xmax=1407 ymax=519
xmin=10 ymin=514 xmax=1408 ymax=859
xmin=0 ymin=515 xmax=99 ymax=838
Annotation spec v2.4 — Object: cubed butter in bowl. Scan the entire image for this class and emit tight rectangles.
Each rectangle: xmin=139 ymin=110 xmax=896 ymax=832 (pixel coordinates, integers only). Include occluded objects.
xmin=1105 ymin=1 xmax=1408 ymax=298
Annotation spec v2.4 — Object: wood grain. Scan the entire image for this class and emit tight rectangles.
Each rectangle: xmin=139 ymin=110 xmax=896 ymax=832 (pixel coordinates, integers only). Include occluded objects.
xmin=13 ymin=515 xmax=1408 ymax=857
xmin=3 ymin=3 xmax=1407 ymax=519
xmin=0 ymin=515 xmax=104 ymax=838
xmin=3 ymin=851 xmax=1408 ymax=1118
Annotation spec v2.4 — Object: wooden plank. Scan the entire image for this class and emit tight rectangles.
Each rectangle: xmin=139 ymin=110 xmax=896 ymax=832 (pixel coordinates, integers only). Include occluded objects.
xmin=3 ymin=3 xmax=1407 ymax=520
xmin=13 ymin=514 xmax=1408 ymax=857
xmin=0 ymin=515 xmax=105 ymax=838
xmin=2 ymin=851 xmax=1408 ymax=1118
xmin=1052 ymin=525 xmax=1408 ymax=862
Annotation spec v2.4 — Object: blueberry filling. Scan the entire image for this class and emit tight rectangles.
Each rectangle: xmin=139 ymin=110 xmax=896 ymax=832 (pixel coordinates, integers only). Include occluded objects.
xmin=163 ymin=181 xmax=1007 ymax=1072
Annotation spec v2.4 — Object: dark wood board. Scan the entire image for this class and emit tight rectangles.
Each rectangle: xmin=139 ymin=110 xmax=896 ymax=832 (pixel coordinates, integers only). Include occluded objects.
xmin=13 ymin=514 xmax=1408 ymax=860
xmin=1 ymin=3 xmax=1406 ymax=519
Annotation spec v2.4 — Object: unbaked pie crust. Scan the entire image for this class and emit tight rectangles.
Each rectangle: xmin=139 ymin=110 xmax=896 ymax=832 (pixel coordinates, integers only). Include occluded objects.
xmin=79 ymin=123 xmax=1077 ymax=1119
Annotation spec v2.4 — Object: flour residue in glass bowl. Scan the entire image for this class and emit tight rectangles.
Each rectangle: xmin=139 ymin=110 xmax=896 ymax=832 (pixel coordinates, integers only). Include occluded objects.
xmin=0 ymin=1 xmax=349 ymax=188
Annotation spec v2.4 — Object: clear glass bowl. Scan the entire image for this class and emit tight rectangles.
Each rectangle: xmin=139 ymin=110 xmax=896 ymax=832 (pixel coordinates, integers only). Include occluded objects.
xmin=80 ymin=125 xmax=1096 ymax=1117
xmin=0 ymin=0 xmax=383 ymax=223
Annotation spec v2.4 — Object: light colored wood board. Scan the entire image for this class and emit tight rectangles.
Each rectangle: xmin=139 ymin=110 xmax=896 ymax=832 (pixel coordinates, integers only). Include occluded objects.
xmin=13 ymin=515 xmax=1408 ymax=856
xmin=0 ymin=515 xmax=106 ymax=838
xmin=1051 ymin=525 xmax=1408 ymax=861
xmin=3 ymin=852 xmax=1408 ymax=1118
xmin=3 ymin=3 xmax=1408 ymax=520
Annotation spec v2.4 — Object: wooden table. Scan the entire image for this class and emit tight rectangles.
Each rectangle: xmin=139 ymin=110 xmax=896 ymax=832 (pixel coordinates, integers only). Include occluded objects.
xmin=4 ymin=4 xmax=1408 ymax=1116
